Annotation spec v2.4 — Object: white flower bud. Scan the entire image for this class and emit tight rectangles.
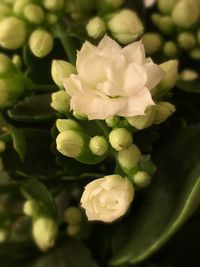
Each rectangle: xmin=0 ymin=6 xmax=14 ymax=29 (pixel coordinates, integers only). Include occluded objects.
xmin=0 ymin=141 xmax=6 ymax=153
xmin=180 ymin=69 xmax=199 ymax=81
xmin=159 ymin=16 xmax=174 ymax=34
xmin=142 ymin=33 xmax=163 ymax=55
xmin=158 ymin=0 xmax=179 ymax=14
xmin=127 ymin=106 xmax=156 ymax=130
xmin=109 ymin=128 xmax=132 ymax=151
xmin=0 ymin=54 xmax=16 ymax=74
xmin=56 ymin=130 xmax=85 ymax=158
xmin=133 ymin=171 xmax=151 ymax=187
xmin=172 ymin=0 xmax=200 ymax=29
xmin=12 ymin=55 xmax=22 ymax=70
xmin=24 ymin=4 xmax=45 ymax=24
xmin=118 ymin=144 xmax=142 ymax=171
xmin=64 ymin=206 xmax=82 ymax=224
xmin=81 ymin=174 xmax=134 ymax=222
xmin=151 ymin=13 xmax=162 ymax=26
xmin=163 ymin=41 xmax=178 ymax=57
xmin=51 ymin=91 xmax=70 ymax=113
xmin=51 ymin=60 xmax=76 ymax=88
xmin=32 ymin=217 xmax=58 ymax=251
xmin=47 ymin=14 xmax=58 ymax=25
xmin=86 ymin=17 xmax=106 ymax=39
xmin=178 ymin=32 xmax=196 ymax=50
xmin=0 ymin=229 xmax=9 ymax=242
xmin=23 ymin=200 xmax=39 ymax=216
xmin=0 ymin=16 xmax=26 ymax=49
xmin=13 ymin=0 xmax=30 ymax=15
xmin=56 ymin=119 xmax=81 ymax=132
xmin=89 ymin=136 xmax=108 ymax=156
xmin=67 ymin=224 xmax=80 ymax=236
xmin=29 ymin=30 xmax=53 ymax=58
xmin=0 ymin=4 xmax=11 ymax=21
xmin=107 ymin=9 xmax=144 ymax=44
xmin=43 ymin=0 xmax=64 ymax=11
xmin=154 ymin=102 xmax=176 ymax=124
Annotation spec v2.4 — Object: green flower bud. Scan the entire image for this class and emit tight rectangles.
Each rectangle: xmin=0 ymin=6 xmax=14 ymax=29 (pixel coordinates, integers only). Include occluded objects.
xmin=73 ymin=111 xmax=88 ymax=120
xmin=33 ymin=217 xmax=58 ymax=251
xmin=118 ymin=144 xmax=142 ymax=171
xmin=127 ymin=106 xmax=156 ymax=130
xmin=64 ymin=0 xmax=76 ymax=14
xmin=89 ymin=136 xmax=108 ymax=156
xmin=96 ymin=0 xmax=125 ymax=13
xmin=133 ymin=171 xmax=151 ymax=187
xmin=29 ymin=30 xmax=53 ymax=58
xmin=56 ymin=130 xmax=85 ymax=158
xmin=177 ymin=32 xmax=196 ymax=50
xmin=51 ymin=60 xmax=76 ymax=88
xmin=142 ymin=33 xmax=163 ymax=55
xmin=106 ymin=116 xmax=120 ymax=128
xmin=0 ymin=54 xmax=16 ymax=74
xmin=180 ymin=69 xmax=199 ymax=81
xmin=51 ymin=91 xmax=70 ymax=113
xmin=43 ymin=0 xmax=64 ymax=11
xmin=64 ymin=206 xmax=82 ymax=224
xmin=163 ymin=41 xmax=178 ymax=57
xmin=151 ymin=13 xmax=162 ymax=26
xmin=172 ymin=0 xmax=200 ymax=29
xmin=86 ymin=17 xmax=106 ymax=39
xmin=154 ymin=102 xmax=175 ymax=124
xmin=109 ymin=128 xmax=132 ymax=151
xmin=67 ymin=224 xmax=80 ymax=236
xmin=0 ymin=229 xmax=9 ymax=242
xmin=13 ymin=0 xmax=30 ymax=15
xmin=190 ymin=48 xmax=200 ymax=60
xmin=0 ymin=4 xmax=11 ymax=21
xmin=159 ymin=16 xmax=174 ymax=34
xmin=0 ymin=16 xmax=26 ymax=49
xmin=158 ymin=0 xmax=179 ymax=14
xmin=24 ymin=4 xmax=45 ymax=24
xmin=0 ymin=76 xmax=24 ymax=108
xmin=107 ymin=9 xmax=144 ymax=44
xmin=23 ymin=200 xmax=39 ymax=216
xmin=47 ymin=13 xmax=58 ymax=25
xmin=0 ymin=140 xmax=6 ymax=153
xmin=12 ymin=55 xmax=22 ymax=70
xmin=56 ymin=119 xmax=81 ymax=132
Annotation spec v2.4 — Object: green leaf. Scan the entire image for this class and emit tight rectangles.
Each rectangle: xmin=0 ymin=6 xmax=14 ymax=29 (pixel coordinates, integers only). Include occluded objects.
xmin=11 ymin=127 xmax=26 ymax=161
xmin=109 ymin=123 xmax=200 ymax=266
xmin=176 ymin=79 xmax=200 ymax=93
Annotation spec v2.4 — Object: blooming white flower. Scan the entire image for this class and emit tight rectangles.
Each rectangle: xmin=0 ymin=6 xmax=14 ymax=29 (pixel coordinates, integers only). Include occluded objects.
xmin=63 ymin=36 xmax=164 ymax=120
xmin=80 ymin=174 xmax=134 ymax=223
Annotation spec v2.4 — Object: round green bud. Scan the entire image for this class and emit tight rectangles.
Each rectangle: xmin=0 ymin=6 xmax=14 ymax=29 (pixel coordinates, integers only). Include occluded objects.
xmin=158 ymin=0 xmax=179 ymax=15
xmin=107 ymin=9 xmax=144 ymax=44
xmin=0 ymin=4 xmax=11 ymax=21
xmin=24 ymin=4 xmax=45 ymax=24
xmin=23 ymin=200 xmax=39 ymax=216
xmin=0 ymin=16 xmax=26 ymax=49
xmin=67 ymin=224 xmax=80 ymax=236
xmin=118 ymin=144 xmax=141 ymax=170
xmin=0 ymin=54 xmax=16 ymax=74
xmin=51 ymin=60 xmax=76 ymax=88
xmin=180 ymin=69 xmax=199 ymax=81
xmin=56 ymin=130 xmax=85 ymax=158
xmin=109 ymin=128 xmax=132 ymax=151
xmin=133 ymin=171 xmax=151 ymax=187
xmin=51 ymin=91 xmax=70 ymax=113
xmin=13 ymin=0 xmax=30 ymax=16
xmin=64 ymin=0 xmax=76 ymax=14
xmin=159 ymin=16 xmax=174 ymax=34
xmin=0 ymin=229 xmax=9 ymax=243
xmin=56 ymin=119 xmax=81 ymax=132
xmin=73 ymin=111 xmax=88 ymax=120
xmin=127 ymin=106 xmax=156 ymax=130
xmin=177 ymin=32 xmax=196 ymax=50
xmin=89 ymin=136 xmax=108 ymax=156
xmin=0 ymin=141 xmax=6 ymax=153
xmin=142 ymin=33 xmax=162 ymax=55
xmin=154 ymin=102 xmax=176 ymax=124
xmin=163 ymin=41 xmax=178 ymax=57
xmin=47 ymin=13 xmax=58 ymax=25
xmin=106 ymin=116 xmax=120 ymax=128
xmin=172 ymin=0 xmax=200 ymax=29
xmin=43 ymin=0 xmax=64 ymax=11
xmin=64 ymin=206 xmax=82 ymax=224
xmin=29 ymin=30 xmax=53 ymax=58
xmin=12 ymin=55 xmax=22 ymax=70
xmin=86 ymin=17 xmax=106 ymax=39
xmin=189 ymin=48 xmax=200 ymax=60
xmin=33 ymin=217 xmax=58 ymax=251
xmin=151 ymin=13 xmax=162 ymax=26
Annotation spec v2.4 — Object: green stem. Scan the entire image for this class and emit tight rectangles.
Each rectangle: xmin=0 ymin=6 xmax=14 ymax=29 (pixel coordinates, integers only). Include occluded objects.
xmin=95 ymin=120 xmax=110 ymax=138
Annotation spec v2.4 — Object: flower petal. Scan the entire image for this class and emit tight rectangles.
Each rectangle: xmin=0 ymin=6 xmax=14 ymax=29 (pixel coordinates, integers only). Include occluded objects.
xmin=145 ymin=59 xmax=165 ymax=90
xmin=122 ymin=40 xmax=145 ymax=64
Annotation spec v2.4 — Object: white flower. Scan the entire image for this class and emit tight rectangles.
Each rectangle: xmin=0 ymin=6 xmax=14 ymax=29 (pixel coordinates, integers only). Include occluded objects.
xmin=63 ymin=36 xmax=164 ymax=120
xmin=80 ymin=174 xmax=134 ymax=223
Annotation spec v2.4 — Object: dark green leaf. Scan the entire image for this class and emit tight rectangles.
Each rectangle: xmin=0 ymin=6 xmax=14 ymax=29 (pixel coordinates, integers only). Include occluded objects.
xmin=11 ymin=127 xmax=26 ymax=161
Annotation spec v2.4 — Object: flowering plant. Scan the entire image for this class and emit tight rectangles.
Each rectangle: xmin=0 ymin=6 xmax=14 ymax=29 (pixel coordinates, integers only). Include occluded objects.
xmin=0 ymin=0 xmax=200 ymax=267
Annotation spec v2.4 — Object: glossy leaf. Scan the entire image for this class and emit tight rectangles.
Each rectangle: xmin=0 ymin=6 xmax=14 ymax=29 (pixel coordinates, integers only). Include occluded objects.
xmin=109 ymin=123 xmax=200 ymax=266
xmin=11 ymin=127 xmax=26 ymax=161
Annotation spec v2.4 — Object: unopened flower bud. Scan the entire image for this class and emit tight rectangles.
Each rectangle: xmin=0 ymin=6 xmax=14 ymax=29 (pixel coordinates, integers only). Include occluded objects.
xmin=51 ymin=91 xmax=70 ymax=113
xmin=0 ymin=229 xmax=9 ymax=242
xmin=89 ymin=136 xmax=108 ymax=156
xmin=127 ymin=106 xmax=155 ymax=130
xmin=0 ymin=17 xmax=26 ymax=49
xmin=107 ymin=9 xmax=144 ymax=44
xmin=43 ymin=0 xmax=64 ymax=11
xmin=73 ymin=111 xmax=88 ymax=120
xmin=177 ymin=32 xmax=196 ymax=50
xmin=13 ymin=0 xmax=30 ymax=15
xmin=29 ymin=30 xmax=53 ymax=58
xmin=180 ymin=69 xmax=199 ymax=81
xmin=56 ymin=130 xmax=85 ymax=158
xmin=0 ymin=54 xmax=16 ymax=74
xmin=86 ymin=17 xmax=106 ymax=39
xmin=23 ymin=200 xmax=39 ymax=216
xmin=67 ymin=224 xmax=80 ymax=236
xmin=158 ymin=0 xmax=179 ymax=15
xmin=56 ymin=119 xmax=81 ymax=132
xmin=97 ymin=0 xmax=125 ymax=13
xmin=172 ymin=0 xmax=200 ymax=29
xmin=106 ymin=116 xmax=120 ymax=128
xmin=118 ymin=144 xmax=141 ymax=171
xmin=33 ymin=217 xmax=58 ymax=251
xmin=151 ymin=13 xmax=162 ymax=26
xmin=0 ymin=4 xmax=11 ymax=21
xmin=51 ymin=60 xmax=76 ymax=88
xmin=163 ymin=41 xmax=178 ymax=57
xmin=64 ymin=206 xmax=82 ymax=224
xmin=142 ymin=33 xmax=162 ymax=55
xmin=109 ymin=128 xmax=132 ymax=151
xmin=159 ymin=16 xmax=174 ymax=34
xmin=133 ymin=171 xmax=151 ymax=187
xmin=154 ymin=102 xmax=175 ymax=124
xmin=190 ymin=48 xmax=200 ymax=60
xmin=47 ymin=14 xmax=58 ymax=25
xmin=0 ymin=141 xmax=6 ymax=153
xmin=12 ymin=55 xmax=22 ymax=70
xmin=24 ymin=4 xmax=45 ymax=24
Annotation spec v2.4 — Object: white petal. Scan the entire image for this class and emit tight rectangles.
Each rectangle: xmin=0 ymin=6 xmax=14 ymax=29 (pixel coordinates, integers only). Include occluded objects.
xmin=122 ymin=40 xmax=145 ymax=64
xmin=98 ymin=35 xmax=121 ymax=57
xmin=145 ymin=59 xmax=165 ymax=90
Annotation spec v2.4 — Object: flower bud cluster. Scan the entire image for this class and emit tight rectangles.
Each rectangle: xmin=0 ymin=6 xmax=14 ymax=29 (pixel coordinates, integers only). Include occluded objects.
xmin=64 ymin=206 xmax=83 ymax=236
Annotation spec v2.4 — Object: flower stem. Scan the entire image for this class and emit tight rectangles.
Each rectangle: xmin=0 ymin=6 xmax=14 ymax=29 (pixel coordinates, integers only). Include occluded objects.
xmin=95 ymin=120 xmax=110 ymax=138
